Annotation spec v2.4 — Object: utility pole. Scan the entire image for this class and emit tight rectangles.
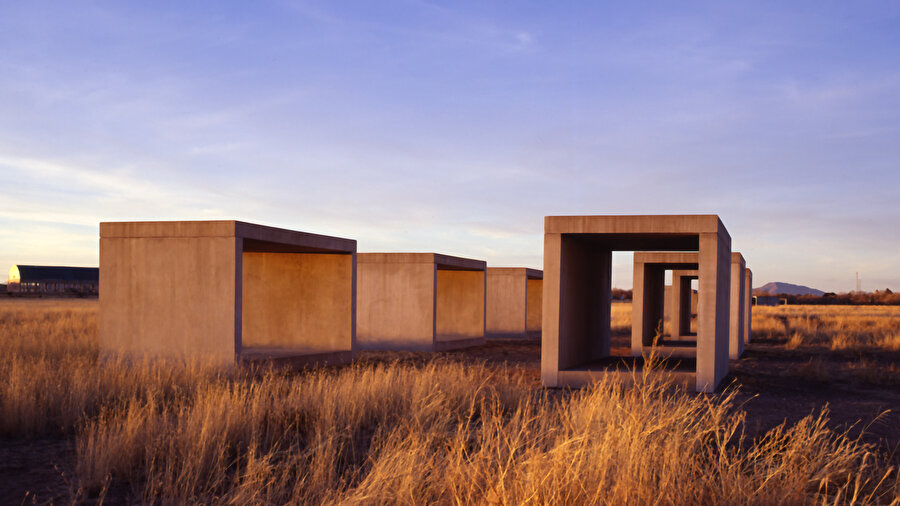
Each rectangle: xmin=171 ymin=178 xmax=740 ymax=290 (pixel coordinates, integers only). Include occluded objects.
xmin=856 ymin=272 xmax=861 ymax=293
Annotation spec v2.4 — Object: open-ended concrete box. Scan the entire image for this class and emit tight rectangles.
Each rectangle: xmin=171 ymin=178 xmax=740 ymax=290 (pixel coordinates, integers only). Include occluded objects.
xmin=663 ymin=269 xmax=698 ymax=341
xmin=356 ymin=253 xmax=486 ymax=351
xmin=486 ymin=267 xmax=543 ymax=339
xmin=99 ymin=220 xmax=356 ymax=367
xmin=633 ymin=251 xmax=749 ymax=360
xmin=541 ymin=215 xmax=732 ymax=393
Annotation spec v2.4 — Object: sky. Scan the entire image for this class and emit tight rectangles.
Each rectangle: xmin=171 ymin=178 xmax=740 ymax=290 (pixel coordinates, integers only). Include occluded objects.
xmin=1 ymin=1 xmax=899 ymax=292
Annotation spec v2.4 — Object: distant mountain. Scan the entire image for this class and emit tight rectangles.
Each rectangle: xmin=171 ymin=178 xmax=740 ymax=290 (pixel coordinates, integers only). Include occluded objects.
xmin=754 ymin=282 xmax=824 ymax=296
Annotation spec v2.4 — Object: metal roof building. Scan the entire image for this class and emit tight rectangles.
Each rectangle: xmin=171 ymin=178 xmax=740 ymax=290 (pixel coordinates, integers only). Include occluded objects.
xmin=7 ymin=265 xmax=99 ymax=296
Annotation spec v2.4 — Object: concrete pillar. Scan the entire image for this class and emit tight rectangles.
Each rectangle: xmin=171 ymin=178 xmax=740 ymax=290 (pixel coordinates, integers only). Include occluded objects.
xmin=697 ymin=229 xmax=731 ymax=391
xmin=729 ymin=253 xmax=746 ymax=359
xmin=744 ymin=268 xmax=752 ymax=344
xmin=631 ymin=263 xmax=665 ymax=354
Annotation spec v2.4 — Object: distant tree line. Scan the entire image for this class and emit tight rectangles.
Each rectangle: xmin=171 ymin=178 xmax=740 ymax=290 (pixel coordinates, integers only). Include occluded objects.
xmin=612 ymin=288 xmax=633 ymax=301
xmin=782 ymin=289 xmax=900 ymax=305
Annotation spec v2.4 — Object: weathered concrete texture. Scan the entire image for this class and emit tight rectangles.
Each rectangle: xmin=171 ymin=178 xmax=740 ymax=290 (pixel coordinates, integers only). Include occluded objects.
xmin=486 ymin=268 xmax=543 ymax=338
xmin=356 ymin=253 xmax=486 ymax=351
xmin=729 ymin=253 xmax=747 ymax=359
xmin=99 ymin=220 xmax=356 ymax=367
xmin=744 ymin=268 xmax=753 ymax=344
xmin=542 ymin=215 xmax=732 ymax=393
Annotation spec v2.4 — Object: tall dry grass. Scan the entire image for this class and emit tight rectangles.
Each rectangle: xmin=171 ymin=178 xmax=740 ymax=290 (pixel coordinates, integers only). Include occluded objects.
xmin=1 ymin=299 xmax=898 ymax=504
xmin=752 ymin=305 xmax=900 ymax=352
xmin=0 ymin=299 xmax=228 ymax=437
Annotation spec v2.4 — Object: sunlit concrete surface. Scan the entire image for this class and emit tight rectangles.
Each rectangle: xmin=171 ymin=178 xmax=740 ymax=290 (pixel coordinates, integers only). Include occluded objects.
xmin=541 ymin=215 xmax=732 ymax=392
xmin=356 ymin=253 xmax=486 ymax=351
xmin=730 ymin=253 xmax=747 ymax=359
xmin=486 ymin=267 xmax=543 ymax=339
xmin=99 ymin=220 xmax=356 ymax=367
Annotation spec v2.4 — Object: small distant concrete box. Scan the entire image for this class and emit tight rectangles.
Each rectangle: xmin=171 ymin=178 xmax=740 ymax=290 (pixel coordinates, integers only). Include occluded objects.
xmin=100 ymin=220 xmax=356 ymax=367
xmin=486 ymin=268 xmax=543 ymax=338
xmin=356 ymin=253 xmax=486 ymax=351
xmin=542 ymin=215 xmax=732 ymax=393
xmin=664 ymin=269 xmax=698 ymax=339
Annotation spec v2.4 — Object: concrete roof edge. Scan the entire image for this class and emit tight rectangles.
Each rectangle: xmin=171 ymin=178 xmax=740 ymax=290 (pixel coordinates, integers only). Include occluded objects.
xmin=543 ymin=214 xmax=725 ymax=234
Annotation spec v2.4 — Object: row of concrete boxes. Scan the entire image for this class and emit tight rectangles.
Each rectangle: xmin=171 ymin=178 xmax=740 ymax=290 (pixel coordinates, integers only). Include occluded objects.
xmin=99 ymin=214 xmax=751 ymax=392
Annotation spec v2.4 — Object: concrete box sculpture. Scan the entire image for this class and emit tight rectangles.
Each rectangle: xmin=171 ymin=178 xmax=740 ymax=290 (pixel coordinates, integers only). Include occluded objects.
xmin=100 ymin=220 xmax=356 ymax=367
xmin=356 ymin=253 xmax=486 ymax=351
xmin=486 ymin=267 xmax=543 ymax=338
xmin=632 ymin=253 xmax=700 ymax=359
xmin=665 ymin=269 xmax=698 ymax=340
xmin=633 ymin=251 xmax=749 ymax=360
xmin=541 ymin=215 xmax=732 ymax=392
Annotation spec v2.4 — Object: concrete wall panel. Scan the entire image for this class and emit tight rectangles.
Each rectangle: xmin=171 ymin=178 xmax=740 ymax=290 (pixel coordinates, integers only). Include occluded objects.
xmin=99 ymin=235 xmax=237 ymax=365
xmin=486 ymin=269 xmax=526 ymax=336
xmin=729 ymin=253 xmax=746 ymax=359
xmin=356 ymin=260 xmax=435 ymax=350
xmin=242 ymin=252 xmax=353 ymax=354
xmin=744 ymin=268 xmax=753 ymax=344
xmin=526 ymin=278 xmax=542 ymax=335
xmin=436 ymin=269 xmax=485 ymax=341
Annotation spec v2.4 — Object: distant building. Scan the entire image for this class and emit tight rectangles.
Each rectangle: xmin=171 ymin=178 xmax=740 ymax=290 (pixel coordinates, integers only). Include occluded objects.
xmin=7 ymin=265 xmax=99 ymax=297
xmin=752 ymin=295 xmax=786 ymax=306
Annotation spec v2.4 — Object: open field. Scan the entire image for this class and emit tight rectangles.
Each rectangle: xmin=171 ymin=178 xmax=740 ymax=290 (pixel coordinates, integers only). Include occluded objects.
xmin=0 ymin=299 xmax=898 ymax=504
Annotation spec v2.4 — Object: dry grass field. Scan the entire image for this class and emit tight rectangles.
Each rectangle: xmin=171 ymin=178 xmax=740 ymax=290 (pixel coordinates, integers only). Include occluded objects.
xmin=0 ymin=298 xmax=899 ymax=504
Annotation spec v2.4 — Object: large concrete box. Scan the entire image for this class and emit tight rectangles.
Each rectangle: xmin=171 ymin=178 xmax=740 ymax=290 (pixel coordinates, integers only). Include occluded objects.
xmin=542 ymin=215 xmax=732 ymax=393
xmin=356 ymin=253 xmax=486 ymax=351
xmin=100 ymin=220 xmax=356 ymax=367
xmin=486 ymin=267 xmax=543 ymax=339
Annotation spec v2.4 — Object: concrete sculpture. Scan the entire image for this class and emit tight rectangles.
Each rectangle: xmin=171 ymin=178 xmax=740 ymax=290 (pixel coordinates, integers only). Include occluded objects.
xmin=486 ymin=267 xmax=543 ymax=338
xmin=100 ymin=220 xmax=356 ymax=367
xmin=541 ymin=215 xmax=732 ymax=392
xmin=356 ymin=253 xmax=486 ymax=351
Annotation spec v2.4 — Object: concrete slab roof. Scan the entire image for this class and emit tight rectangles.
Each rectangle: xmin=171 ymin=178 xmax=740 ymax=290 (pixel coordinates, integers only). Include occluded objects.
xmin=487 ymin=267 xmax=543 ymax=279
xmin=545 ymin=214 xmax=725 ymax=234
xmin=99 ymin=220 xmax=355 ymax=254
xmin=633 ymin=252 xmax=700 ymax=268
xmin=357 ymin=252 xmax=485 ymax=271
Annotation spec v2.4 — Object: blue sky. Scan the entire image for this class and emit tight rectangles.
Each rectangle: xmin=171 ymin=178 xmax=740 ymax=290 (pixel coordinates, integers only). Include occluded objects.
xmin=1 ymin=1 xmax=899 ymax=291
